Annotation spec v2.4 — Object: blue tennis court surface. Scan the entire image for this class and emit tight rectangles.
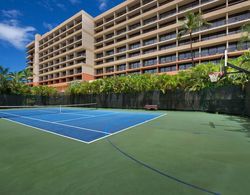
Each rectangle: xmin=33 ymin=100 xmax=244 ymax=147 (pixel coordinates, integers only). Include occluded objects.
xmin=0 ymin=108 xmax=165 ymax=143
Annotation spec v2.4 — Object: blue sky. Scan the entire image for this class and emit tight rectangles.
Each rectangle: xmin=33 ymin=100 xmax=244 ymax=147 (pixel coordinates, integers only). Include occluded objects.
xmin=0 ymin=0 xmax=124 ymax=72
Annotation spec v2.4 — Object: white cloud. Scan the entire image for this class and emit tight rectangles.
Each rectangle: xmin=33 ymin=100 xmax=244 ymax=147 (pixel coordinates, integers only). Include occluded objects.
xmin=98 ymin=0 xmax=108 ymax=11
xmin=56 ymin=3 xmax=66 ymax=10
xmin=37 ymin=0 xmax=53 ymax=11
xmin=69 ymin=0 xmax=81 ymax=5
xmin=43 ymin=22 xmax=56 ymax=30
xmin=0 ymin=21 xmax=35 ymax=50
xmin=1 ymin=9 xmax=22 ymax=18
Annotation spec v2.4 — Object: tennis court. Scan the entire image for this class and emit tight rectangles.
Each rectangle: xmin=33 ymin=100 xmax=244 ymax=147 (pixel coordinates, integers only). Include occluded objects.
xmin=0 ymin=109 xmax=250 ymax=195
xmin=0 ymin=104 xmax=165 ymax=143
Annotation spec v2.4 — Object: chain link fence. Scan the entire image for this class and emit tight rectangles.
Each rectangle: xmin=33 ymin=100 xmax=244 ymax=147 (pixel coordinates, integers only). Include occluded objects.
xmin=0 ymin=84 xmax=249 ymax=116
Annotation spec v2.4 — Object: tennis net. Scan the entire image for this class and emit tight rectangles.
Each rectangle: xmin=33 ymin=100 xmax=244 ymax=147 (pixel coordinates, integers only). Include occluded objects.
xmin=0 ymin=103 xmax=98 ymax=118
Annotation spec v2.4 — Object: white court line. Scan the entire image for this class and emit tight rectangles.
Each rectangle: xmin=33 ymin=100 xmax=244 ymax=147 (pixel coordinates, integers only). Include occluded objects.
xmin=55 ymin=112 xmax=118 ymax=123
xmin=87 ymin=113 xmax=167 ymax=144
xmin=2 ymin=118 xmax=90 ymax=144
xmin=59 ymin=112 xmax=96 ymax=117
xmin=1 ymin=111 xmax=167 ymax=144
xmin=0 ymin=111 xmax=109 ymax=135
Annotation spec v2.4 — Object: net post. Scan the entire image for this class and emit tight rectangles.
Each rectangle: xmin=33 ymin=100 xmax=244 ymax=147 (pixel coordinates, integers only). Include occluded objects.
xmin=59 ymin=105 xmax=62 ymax=113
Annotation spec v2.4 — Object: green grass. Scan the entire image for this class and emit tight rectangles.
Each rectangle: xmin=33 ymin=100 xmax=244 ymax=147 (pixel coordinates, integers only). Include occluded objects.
xmin=0 ymin=111 xmax=250 ymax=195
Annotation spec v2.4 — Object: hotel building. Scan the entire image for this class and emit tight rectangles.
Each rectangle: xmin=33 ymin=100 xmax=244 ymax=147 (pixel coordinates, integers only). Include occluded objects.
xmin=26 ymin=0 xmax=250 ymax=91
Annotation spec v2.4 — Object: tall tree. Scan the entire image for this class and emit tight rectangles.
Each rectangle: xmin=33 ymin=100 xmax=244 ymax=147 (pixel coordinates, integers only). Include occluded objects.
xmin=9 ymin=71 xmax=25 ymax=94
xmin=22 ymin=68 xmax=33 ymax=83
xmin=178 ymin=12 xmax=210 ymax=67
xmin=0 ymin=65 xmax=10 ymax=94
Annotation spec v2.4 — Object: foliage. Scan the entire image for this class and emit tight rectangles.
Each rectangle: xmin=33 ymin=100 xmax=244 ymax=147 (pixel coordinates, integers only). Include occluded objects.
xmin=66 ymin=53 xmax=250 ymax=95
xmin=31 ymin=86 xmax=58 ymax=96
xmin=226 ymin=52 xmax=250 ymax=87
xmin=0 ymin=66 xmax=11 ymax=94
xmin=178 ymin=12 xmax=210 ymax=66
xmin=0 ymin=66 xmax=57 ymax=95
xmin=1 ymin=53 xmax=249 ymax=96
xmin=241 ymin=23 xmax=250 ymax=43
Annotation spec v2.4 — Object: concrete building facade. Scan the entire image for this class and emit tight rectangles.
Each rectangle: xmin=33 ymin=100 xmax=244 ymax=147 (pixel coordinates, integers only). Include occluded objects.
xmin=27 ymin=0 xmax=250 ymax=90
xmin=26 ymin=11 xmax=94 ymax=91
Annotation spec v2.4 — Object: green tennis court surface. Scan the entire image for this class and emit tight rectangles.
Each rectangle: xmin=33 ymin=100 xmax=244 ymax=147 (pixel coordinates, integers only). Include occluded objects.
xmin=0 ymin=110 xmax=250 ymax=195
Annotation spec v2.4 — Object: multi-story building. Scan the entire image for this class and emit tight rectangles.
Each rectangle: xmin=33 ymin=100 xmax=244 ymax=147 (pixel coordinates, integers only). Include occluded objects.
xmin=27 ymin=0 xmax=250 ymax=91
xmin=26 ymin=11 xmax=94 ymax=91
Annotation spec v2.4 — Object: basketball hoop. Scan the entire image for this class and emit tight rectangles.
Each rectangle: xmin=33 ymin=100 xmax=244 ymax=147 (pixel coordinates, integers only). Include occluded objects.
xmin=209 ymin=72 xmax=221 ymax=82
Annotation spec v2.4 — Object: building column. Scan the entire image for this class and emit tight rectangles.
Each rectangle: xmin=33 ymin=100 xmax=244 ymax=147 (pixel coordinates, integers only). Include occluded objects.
xmin=33 ymin=34 xmax=41 ymax=86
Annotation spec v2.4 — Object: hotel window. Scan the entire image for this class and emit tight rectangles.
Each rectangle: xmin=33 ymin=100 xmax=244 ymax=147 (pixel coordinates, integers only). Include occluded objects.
xmin=201 ymin=31 xmax=226 ymax=41
xmin=129 ymin=52 xmax=140 ymax=57
xmin=129 ymin=23 xmax=141 ymax=30
xmin=143 ymin=16 xmax=157 ymax=25
xmin=159 ymin=9 xmax=176 ymax=19
xmin=179 ymin=63 xmax=193 ymax=70
xmin=142 ymin=0 xmax=154 ymax=5
xmin=202 ymin=2 xmax=226 ymax=14
xmin=159 ymin=65 xmax=177 ymax=73
xmin=228 ymin=11 xmax=250 ymax=24
xmin=228 ymin=42 xmax=250 ymax=52
xmin=117 ymin=64 xmax=126 ymax=71
xmin=159 ymin=20 xmax=176 ymax=28
xmin=129 ymin=61 xmax=141 ymax=69
xmin=117 ymin=46 xmax=126 ymax=53
xmin=179 ymin=50 xmax=199 ymax=60
xmin=143 ymin=38 xmax=157 ymax=46
xmin=96 ymin=61 xmax=103 ymax=65
xmin=143 ymin=68 xmax=157 ymax=73
xmin=160 ymin=55 xmax=176 ymax=63
xmin=178 ymin=37 xmax=199 ymax=46
xmin=117 ymin=55 xmax=126 ymax=60
xmin=117 ymin=28 xmax=126 ymax=35
xmin=143 ymin=58 xmax=157 ymax=67
xmin=106 ymin=66 xmax=114 ymax=73
xmin=228 ymin=0 xmax=247 ymax=6
xmin=106 ymin=33 xmax=114 ymax=39
xmin=159 ymin=43 xmax=176 ymax=50
xmin=201 ymin=45 xmax=226 ymax=56
xmin=106 ymin=58 xmax=114 ymax=63
xmin=228 ymin=27 xmax=241 ymax=35
xmin=96 ymin=53 xmax=103 ymax=59
xmin=178 ymin=0 xmax=199 ymax=12
xmin=76 ymin=68 xmax=82 ymax=74
xmin=117 ymin=36 xmax=126 ymax=42
xmin=143 ymin=26 xmax=157 ymax=34
xmin=130 ymin=42 xmax=141 ymax=49
xmin=106 ymin=50 xmax=114 ymax=56
xmin=160 ymin=32 xmax=176 ymax=42
xmin=143 ymin=47 xmax=157 ymax=54
xmin=106 ymin=41 xmax=114 ymax=46
xmin=202 ymin=17 xmax=226 ymax=30
xmin=96 ymin=69 xmax=103 ymax=75
xmin=129 ymin=31 xmax=141 ymax=38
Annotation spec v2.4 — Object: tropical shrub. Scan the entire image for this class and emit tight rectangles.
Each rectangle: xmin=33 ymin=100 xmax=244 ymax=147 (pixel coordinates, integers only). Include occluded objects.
xmin=31 ymin=86 xmax=58 ymax=96
xmin=66 ymin=53 xmax=250 ymax=95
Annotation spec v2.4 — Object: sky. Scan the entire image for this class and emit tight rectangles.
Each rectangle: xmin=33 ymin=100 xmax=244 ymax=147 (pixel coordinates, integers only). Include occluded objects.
xmin=0 ymin=0 xmax=124 ymax=72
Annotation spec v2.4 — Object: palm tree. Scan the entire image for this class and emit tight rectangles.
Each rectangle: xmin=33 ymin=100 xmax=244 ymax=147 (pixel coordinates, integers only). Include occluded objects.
xmin=0 ymin=65 xmax=10 ymax=94
xmin=178 ymin=12 xmax=210 ymax=67
xmin=22 ymin=68 xmax=33 ymax=83
xmin=9 ymin=71 xmax=25 ymax=94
